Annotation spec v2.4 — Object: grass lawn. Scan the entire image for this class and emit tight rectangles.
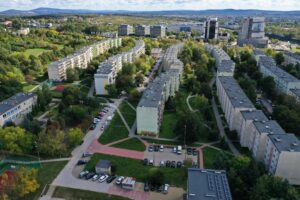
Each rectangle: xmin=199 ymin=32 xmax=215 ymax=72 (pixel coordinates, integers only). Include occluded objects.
xmin=85 ymin=153 xmax=187 ymax=188
xmin=23 ymin=161 xmax=68 ymax=200
xmin=99 ymin=112 xmax=129 ymax=144
xmin=112 ymin=138 xmax=146 ymax=152
xmin=142 ymin=138 xmax=181 ymax=146
xmin=53 ymin=186 xmax=130 ymax=200
xmin=159 ymin=111 xmax=177 ymax=139
xmin=22 ymin=83 xmax=38 ymax=92
xmin=203 ymin=147 xmax=233 ymax=169
xmin=50 ymin=90 xmax=63 ymax=98
xmin=119 ymin=102 xmax=136 ymax=128
xmin=24 ymin=48 xmax=51 ymax=57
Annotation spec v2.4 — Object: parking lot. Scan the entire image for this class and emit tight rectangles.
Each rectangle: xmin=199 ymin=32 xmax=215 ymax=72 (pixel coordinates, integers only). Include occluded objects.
xmin=144 ymin=146 xmax=198 ymax=167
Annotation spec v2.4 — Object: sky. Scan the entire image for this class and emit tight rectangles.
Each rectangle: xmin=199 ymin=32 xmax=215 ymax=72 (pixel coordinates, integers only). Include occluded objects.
xmin=0 ymin=0 xmax=299 ymax=11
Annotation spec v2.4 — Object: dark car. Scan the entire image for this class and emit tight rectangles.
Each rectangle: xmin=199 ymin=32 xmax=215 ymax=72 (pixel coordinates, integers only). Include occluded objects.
xmin=89 ymin=124 xmax=96 ymax=130
xmin=171 ymin=161 xmax=176 ymax=168
xmin=156 ymin=185 xmax=163 ymax=193
xmin=150 ymin=184 xmax=156 ymax=191
xmin=86 ymin=172 xmax=95 ymax=180
xmin=192 ymin=148 xmax=198 ymax=156
xmin=144 ymin=182 xmax=150 ymax=192
xmin=106 ymin=176 xmax=116 ymax=183
xmin=108 ymin=99 xmax=114 ymax=103
xmin=177 ymin=161 xmax=182 ymax=168
xmin=143 ymin=158 xmax=149 ymax=165
xmin=154 ymin=145 xmax=159 ymax=152
xmin=166 ymin=160 xmax=171 ymax=167
xmin=77 ymin=160 xmax=88 ymax=165
xmin=187 ymin=148 xmax=192 ymax=155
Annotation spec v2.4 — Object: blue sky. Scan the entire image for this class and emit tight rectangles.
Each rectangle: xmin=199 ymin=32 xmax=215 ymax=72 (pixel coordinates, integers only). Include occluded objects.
xmin=0 ymin=0 xmax=299 ymax=11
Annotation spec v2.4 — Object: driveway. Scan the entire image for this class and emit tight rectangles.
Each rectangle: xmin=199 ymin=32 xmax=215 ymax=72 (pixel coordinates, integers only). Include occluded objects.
xmin=149 ymin=187 xmax=185 ymax=200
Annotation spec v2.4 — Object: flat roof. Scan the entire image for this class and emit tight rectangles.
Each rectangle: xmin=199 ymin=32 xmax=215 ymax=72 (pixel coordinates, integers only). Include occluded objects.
xmin=218 ymin=60 xmax=235 ymax=73
xmin=268 ymin=134 xmax=300 ymax=153
xmin=188 ymin=168 xmax=232 ymax=200
xmin=218 ymin=76 xmax=255 ymax=109
xmin=253 ymin=120 xmax=286 ymax=135
xmin=259 ymin=56 xmax=300 ymax=84
xmin=240 ymin=109 xmax=268 ymax=121
xmin=290 ymin=89 xmax=300 ymax=98
xmin=0 ymin=93 xmax=36 ymax=115
xmin=284 ymin=51 xmax=300 ymax=61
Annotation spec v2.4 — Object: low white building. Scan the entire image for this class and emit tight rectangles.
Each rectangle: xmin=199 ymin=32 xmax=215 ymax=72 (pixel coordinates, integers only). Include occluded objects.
xmin=17 ymin=28 xmax=30 ymax=36
xmin=248 ymin=120 xmax=286 ymax=161
xmin=264 ymin=134 xmax=300 ymax=185
xmin=0 ymin=93 xmax=37 ymax=127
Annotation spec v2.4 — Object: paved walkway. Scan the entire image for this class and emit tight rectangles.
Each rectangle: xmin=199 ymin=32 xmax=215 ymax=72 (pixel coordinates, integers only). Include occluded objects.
xmin=186 ymin=94 xmax=197 ymax=112
xmin=87 ymin=139 xmax=145 ymax=160
xmin=108 ymin=185 xmax=149 ymax=200
xmin=105 ymin=137 xmax=131 ymax=147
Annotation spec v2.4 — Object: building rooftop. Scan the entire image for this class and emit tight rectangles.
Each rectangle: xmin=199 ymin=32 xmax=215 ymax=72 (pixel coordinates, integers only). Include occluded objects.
xmin=284 ymin=51 xmax=300 ymax=61
xmin=253 ymin=49 xmax=265 ymax=57
xmin=290 ymin=88 xmax=300 ymax=99
xmin=96 ymin=160 xmax=111 ymax=169
xmin=218 ymin=76 xmax=255 ymax=109
xmin=218 ymin=60 xmax=235 ymax=73
xmin=187 ymin=168 xmax=232 ymax=200
xmin=0 ymin=93 xmax=36 ymax=115
xmin=268 ymin=134 xmax=300 ymax=153
xmin=240 ymin=109 xmax=268 ymax=121
xmin=96 ymin=61 xmax=114 ymax=75
xmin=259 ymin=56 xmax=300 ymax=84
xmin=253 ymin=120 xmax=286 ymax=135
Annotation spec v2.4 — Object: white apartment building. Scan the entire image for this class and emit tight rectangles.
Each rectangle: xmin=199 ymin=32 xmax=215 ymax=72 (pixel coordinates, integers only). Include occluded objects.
xmin=248 ymin=120 xmax=286 ymax=161
xmin=137 ymin=43 xmax=183 ymax=135
xmin=238 ymin=110 xmax=268 ymax=147
xmin=258 ymin=56 xmax=300 ymax=94
xmin=0 ymin=93 xmax=37 ymax=127
xmin=264 ymin=134 xmax=300 ymax=185
xmin=48 ymin=38 xmax=122 ymax=82
xmin=216 ymin=76 xmax=255 ymax=131
xmin=94 ymin=40 xmax=145 ymax=95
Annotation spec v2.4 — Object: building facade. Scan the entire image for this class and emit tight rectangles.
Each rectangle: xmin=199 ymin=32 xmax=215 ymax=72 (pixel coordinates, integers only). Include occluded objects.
xmin=118 ymin=24 xmax=134 ymax=36
xmin=150 ymin=25 xmax=166 ymax=38
xmin=135 ymin=25 xmax=150 ymax=36
xmin=0 ymin=93 xmax=37 ymax=127
xmin=204 ymin=18 xmax=219 ymax=40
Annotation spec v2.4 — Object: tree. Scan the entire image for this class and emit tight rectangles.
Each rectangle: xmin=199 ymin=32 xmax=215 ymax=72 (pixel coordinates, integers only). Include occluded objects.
xmin=273 ymin=105 xmax=300 ymax=135
xmin=68 ymin=128 xmax=84 ymax=147
xmin=65 ymin=105 xmax=88 ymax=125
xmin=260 ymin=76 xmax=276 ymax=98
xmin=148 ymin=168 xmax=164 ymax=187
xmin=238 ymin=78 xmax=257 ymax=103
xmin=39 ymin=130 xmax=67 ymax=157
xmin=275 ymin=52 xmax=285 ymax=65
xmin=14 ymin=167 xmax=39 ymax=198
xmin=66 ymin=68 xmax=79 ymax=82
xmin=135 ymin=73 xmax=144 ymax=86
xmin=192 ymin=95 xmax=209 ymax=114
xmin=105 ymin=84 xmax=118 ymax=97
xmin=0 ymin=127 xmax=33 ymax=154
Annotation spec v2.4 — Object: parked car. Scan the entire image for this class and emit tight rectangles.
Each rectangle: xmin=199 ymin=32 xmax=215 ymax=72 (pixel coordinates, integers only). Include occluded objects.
xmin=187 ymin=148 xmax=192 ymax=155
xmin=166 ymin=160 xmax=171 ymax=167
xmin=157 ymin=185 xmax=163 ymax=193
xmin=177 ymin=161 xmax=182 ymax=168
xmin=171 ymin=161 xmax=176 ymax=168
xmin=79 ymin=171 xmax=89 ymax=178
xmin=148 ymin=145 xmax=153 ymax=152
xmin=177 ymin=146 xmax=182 ymax=155
xmin=160 ymin=161 xmax=165 ymax=167
xmin=108 ymin=99 xmax=114 ymax=103
xmin=144 ymin=182 xmax=150 ymax=192
xmin=82 ymin=152 xmax=92 ymax=157
xmin=154 ymin=145 xmax=159 ymax=152
xmin=116 ymin=176 xmax=124 ymax=185
xmin=149 ymin=159 xmax=154 ymax=166
xmin=77 ymin=160 xmax=88 ymax=165
xmin=173 ymin=147 xmax=177 ymax=153
xmin=101 ymin=125 xmax=104 ymax=131
xmin=159 ymin=145 xmax=164 ymax=152
xmin=92 ymin=174 xmax=99 ymax=181
xmin=86 ymin=172 xmax=96 ymax=180
xmin=192 ymin=148 xmax=198 ymax=156
xmin=150 ymin=184 xmax=156 ymax=191
xmin=163 ymin=184 xmax=169 ymax=194
xmin=143 ymin=158 xmax=149 ymax=165
xmin=89 ymin=124 xmax=96 ymax=130
xmin=106 ymin=176 xmax=116 ymax=183
xmin=98 ymin=174 xmax=109 ymax=183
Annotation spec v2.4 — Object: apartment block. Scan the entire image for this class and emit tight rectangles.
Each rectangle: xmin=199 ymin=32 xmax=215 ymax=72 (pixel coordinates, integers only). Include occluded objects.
xmin=94 ymin=40 xmax=145 ymax=95
xmin=252 ymin=49 xmax=265 ymax=63
xmin=48 ymin=38 xmax=122 ymax=82
xmin=150 ymin=25 xmax=166 ymax=38
xmin=248 ymin=120 xmax=286 ymax=161
xmin=135 ymin=25 xmax=150 ymax=36
xmin=118 ymin=24 xmax=134 ymax=36
xmin=264 ymin=134 xmax=300 ymax=185
xmin=258 ymin=56 xmax=300 ymax=94
xmin=290 ymin=89 xmax=300 ymax=102
xmin=0 ymin=93 xmax=37 ymax=127
xmin=283 ymin=51 xmax=300 ymax=66
xmin=187 ymin=168 xmax=232 ymax=200
xmin=204 ymin=18 xmax=219 ymax=40
xmin=216 ymin=76 xmax=255 ymax=131
xmin=137 ymin=44 xmax=183 ymax=135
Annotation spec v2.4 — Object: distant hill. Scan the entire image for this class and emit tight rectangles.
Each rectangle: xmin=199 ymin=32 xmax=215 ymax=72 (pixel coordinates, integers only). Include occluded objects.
xmin=0 ymin=7 xmax=300 ymax=17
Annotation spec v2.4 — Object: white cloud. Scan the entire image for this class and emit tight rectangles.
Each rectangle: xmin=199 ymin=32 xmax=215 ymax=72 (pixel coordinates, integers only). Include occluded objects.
xmin=0 ymin=0 xmax=299 ymax=11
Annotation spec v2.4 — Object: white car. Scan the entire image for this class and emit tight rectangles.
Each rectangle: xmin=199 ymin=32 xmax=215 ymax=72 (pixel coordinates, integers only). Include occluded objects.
xmin=163 ymin=184 xmax=169 ymax=194
xmin=92 ymin=174 xmax=99 ymax=181
xmin=79 ymin=171 xmax=89 ymax=178
xmin=98 ymin=175 xmax=109 ymax=183
xmin=173 ymin=147 xmax=177 ymax=153
xmin=159 ymin=145 xmax=164 ymax=152
xmin=115 ymin=176 xmax=124 ymax=185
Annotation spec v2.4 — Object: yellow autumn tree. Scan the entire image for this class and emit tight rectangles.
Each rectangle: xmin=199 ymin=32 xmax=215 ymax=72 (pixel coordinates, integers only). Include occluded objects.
xmin=15 ymin=167 xmax=39 ymax=197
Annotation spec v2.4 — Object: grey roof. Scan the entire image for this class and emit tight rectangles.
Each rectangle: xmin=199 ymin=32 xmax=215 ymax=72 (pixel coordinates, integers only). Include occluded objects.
xmin=96 ymin=160 xmax=111 ymax=168
xmin=253 ymin=49 xmax=265 ymax=57
xmin=284 ymin=51 xmax=300 ymax=61
xmin=268 ymin=134 xmax=300 ymax=153
xmin=218 ymin=76 xmax=255 ymax=109
xmin=290 ymin=88 xmax=300 ymax=98
xmin=0 ymin=93 xmax=36 ymax=115
xmin=187 ymin=168 xmax=232 ymax=200
xmin=240 ymin=109 xmax=268 ymax=121
xmin=253 ymin=120 xmax=286 ymax=135
xmin=218 ymin=60 xmax=235 ymax=73
xmin=259 ymin=56 xmax=300 ymax=84
xmin=96 ymin=61 xmax=114 ymax=75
